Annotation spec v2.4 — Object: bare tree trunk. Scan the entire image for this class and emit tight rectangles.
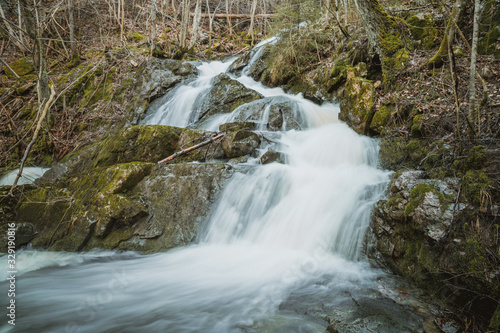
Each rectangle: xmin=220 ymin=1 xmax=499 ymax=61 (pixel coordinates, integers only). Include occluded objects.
xmin=68 ymin=0 xmax=79 ymax=62
xmin=18 ymin=1 xmax=23 ymax=44
xmin=121 ymin=0 xmax=125 ymax=40
xmin=10 ymin=85 xmax=56 ymax=191
xmin=427 ymin=0 xmax=463 ymax=68
xmin=248 ymin=0 xmax=258 ymax=44
xmin=189 ymin=0 xmax=202 ymax=48
xmin=150 ymin=0 xmax=157 ymax=55
xmin=225 ymin=0 xmax=232 ymax=36
xmin=468 ymin=0 xmax=481 ymax=138
xmin=0 ymin=2 xmax=26 ymax=52
xmin=179 ymin=0 xmax=191 ymax=49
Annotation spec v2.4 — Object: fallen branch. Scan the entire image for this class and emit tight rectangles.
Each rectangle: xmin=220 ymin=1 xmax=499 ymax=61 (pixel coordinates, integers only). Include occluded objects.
xmin=189 ymin=13 xmax=275 ymax=18
xmin=9 ymin=84 xmax=56 ymax=194
xmin=158 ymin=132 xmax=225 ymax=164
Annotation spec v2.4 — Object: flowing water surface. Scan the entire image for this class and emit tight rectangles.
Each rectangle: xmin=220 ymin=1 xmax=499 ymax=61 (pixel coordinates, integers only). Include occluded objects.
xmin=1 ymin=40 xmax=437 ymax=333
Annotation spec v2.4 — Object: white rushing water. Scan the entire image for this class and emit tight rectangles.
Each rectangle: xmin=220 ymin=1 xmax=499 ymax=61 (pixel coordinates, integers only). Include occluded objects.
xmin=0 ymin=41 xmax=415 ymax=333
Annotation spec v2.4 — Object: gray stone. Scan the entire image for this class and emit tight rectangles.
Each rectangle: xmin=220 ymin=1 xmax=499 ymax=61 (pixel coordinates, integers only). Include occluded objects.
xmin=198 ymin=73 xmax=262 ymax=122
xmin=222 ymin=130 xmax=261 ymax=158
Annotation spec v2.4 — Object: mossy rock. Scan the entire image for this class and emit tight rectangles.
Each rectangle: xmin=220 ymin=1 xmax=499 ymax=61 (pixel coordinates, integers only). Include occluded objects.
xmin=410 ymin=114 xmax=425 ymax=138
xmin=462 ymin=170 xmax=491 ymax=205
xmin=219 ymin=121 xmax=256 ymax=132
xmin=5 ymin=58 xmax=35 ymax=79
xmin=339 ymin=77 xmax=375 ymax=134
xmin=126 ymin=31 xmax=148 ymax=43
xmin=93 ymin=125 xmax=184 ymax=167
xmin=403 ymin=184 xmax=445 ymax=218
xmin=379 ymin=136 xmax=407 ymax=170
xmin=198 ymin=73 xmax=262 ymax=122
xmin=406 ymin=13 xmax=440 ymax=50
xmin=490 ymin=303 xmax=500 ymax=332
xmin=478 ymin=0 xmax=500 ymax=58
xmin=92 ymin=125 xmax=214 ymax=168
xmin=222 ymin=130 xmax=261 ymax=158
xmin=371 ymin=103 xmax=394 ymax=134
xmin=406 ymin=139 xmax=428 ymax=165
xmin=464 ymin=145 xmax=488 ymax=170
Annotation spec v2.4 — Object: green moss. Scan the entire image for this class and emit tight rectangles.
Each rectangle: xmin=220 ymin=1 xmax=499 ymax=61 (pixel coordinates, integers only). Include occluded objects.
xmin=465 ymin=145 xmax=488 ymax=170
xmin=5 ymin=58 xmax=35 ymax=79
xmin=93 ymin=125 xmax=184 ymax=168
xmin=371 ymin=104 xmax=393 ymax=134
xmin=379 ymin=136 xmax=407 ymax=170
xmin=340 ymin=77 xmax=375 ymax=133
xmin=127 ymin=31 xmax=148 ymax=43
xmin=407 ymin=14 xmax=440 ymax=50
xmin=404 ymin=184 xmax=445 ymax=217
xmin=490 ymin=303 xmax=500 ymax=331
xmin=378 ymin=17 xmax=410 ymax=88
xmin=462 ymin=170 xmax=491 ymax=205
xmin=406 ymin=139 xmax=428 ymax=163
xmin=411 ymin=114 xmax=424 ymax=138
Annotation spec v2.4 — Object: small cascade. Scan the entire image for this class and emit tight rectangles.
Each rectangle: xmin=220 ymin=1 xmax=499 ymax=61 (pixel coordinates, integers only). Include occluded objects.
xmin=140 ymin=60 xmax=233 ymax=127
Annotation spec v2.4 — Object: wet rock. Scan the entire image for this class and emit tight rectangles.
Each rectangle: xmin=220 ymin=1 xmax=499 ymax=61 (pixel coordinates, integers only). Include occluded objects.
xmin=14 ymin=160 xmax=235 ymax=253
xmin=198 ymin=73 xmax=262 ymax=122
xmin=120 ymin=163 xmax=235 ymax=252
xmin=222 ymin=130 xmax=261 ymax=158
xmin=131 ymin=59 xmax=197 ymax=122
xmin=228 ymin=43 xmax=272 ymax=80
xmin=219 ymin=121 xmax=256 ymax=132
xmin=231 ymin=96 xmax=306 ymax=131
xmin=259 ymin=150 xmax=284 ymax=164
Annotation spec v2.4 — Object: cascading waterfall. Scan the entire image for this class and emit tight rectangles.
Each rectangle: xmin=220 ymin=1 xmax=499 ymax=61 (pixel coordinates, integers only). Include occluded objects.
xmin=140 ymin=60 xmax=234 ymax=127
xmin=1 ymin=39 xmax=435 ymax=333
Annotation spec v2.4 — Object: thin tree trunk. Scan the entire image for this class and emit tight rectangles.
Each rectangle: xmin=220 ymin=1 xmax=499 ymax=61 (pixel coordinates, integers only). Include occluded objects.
xmin=18 ymin=1 xmax=23 ymax=44
xmin=427 ymin=0 xmax=463 ymax=68
xmin=179 ymin=0 xmax=190 ymax=49
xmin=468 ymin=0 xmax=481 ymax=138
xmin=225 ymin=0 xmax=232 ymax=36
xmin=68 ymin=0 xmax=77 ymax=55
xmin=121 ymin=0 xmax=125 ymax=40
xmin=10 ymin=85 xmax=56 ymax=191
xmin=150 ymin=0 xmax=157 ymax=55
xmin=0 ymin=2 xmax=26 ymax=52
xmin=189 ymin=0 xmax=202 ymax=48
xmin=248 ymin=0 xmax=258 ymax=45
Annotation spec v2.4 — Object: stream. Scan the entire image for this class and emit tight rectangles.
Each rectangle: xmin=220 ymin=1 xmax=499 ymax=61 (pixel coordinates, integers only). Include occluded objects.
xmin=1 ymin=39 xmax=441 ymax=333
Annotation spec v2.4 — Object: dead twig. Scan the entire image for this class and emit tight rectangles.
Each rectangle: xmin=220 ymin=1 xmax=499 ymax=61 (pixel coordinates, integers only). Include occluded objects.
xmin=158 ymin=132 xmax=226 ymax=164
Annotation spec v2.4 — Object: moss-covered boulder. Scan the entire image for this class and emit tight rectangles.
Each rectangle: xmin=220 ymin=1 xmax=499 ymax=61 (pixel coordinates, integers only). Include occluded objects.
xmin=198 ymin=73 xmax=262 ymax=122
xmin=407 ymin=13 xmax=440 ymax=50
xmin=92 ymin=125 xmax=212 ymax=168
xmin=5 ymin=58 xmax=35 ymax=79
xmin=222 ymin=130 xmax=261 ymax=158
xmin=339 ymin=77 xmax=375 ymax=134
xmin=478 ymin=0 xmax=500 ymax=59
xmin=219 ymin=121 xmax=256 ymax=132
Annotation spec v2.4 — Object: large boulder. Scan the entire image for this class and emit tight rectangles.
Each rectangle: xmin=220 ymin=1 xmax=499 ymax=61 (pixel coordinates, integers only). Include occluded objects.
xmin=13 ymin=161 xmax=234 ymax=253
xmin=231 ymin=96 xmax=306 ymax=131
xmin=197 ymin=73 xmax=262 ymax=122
